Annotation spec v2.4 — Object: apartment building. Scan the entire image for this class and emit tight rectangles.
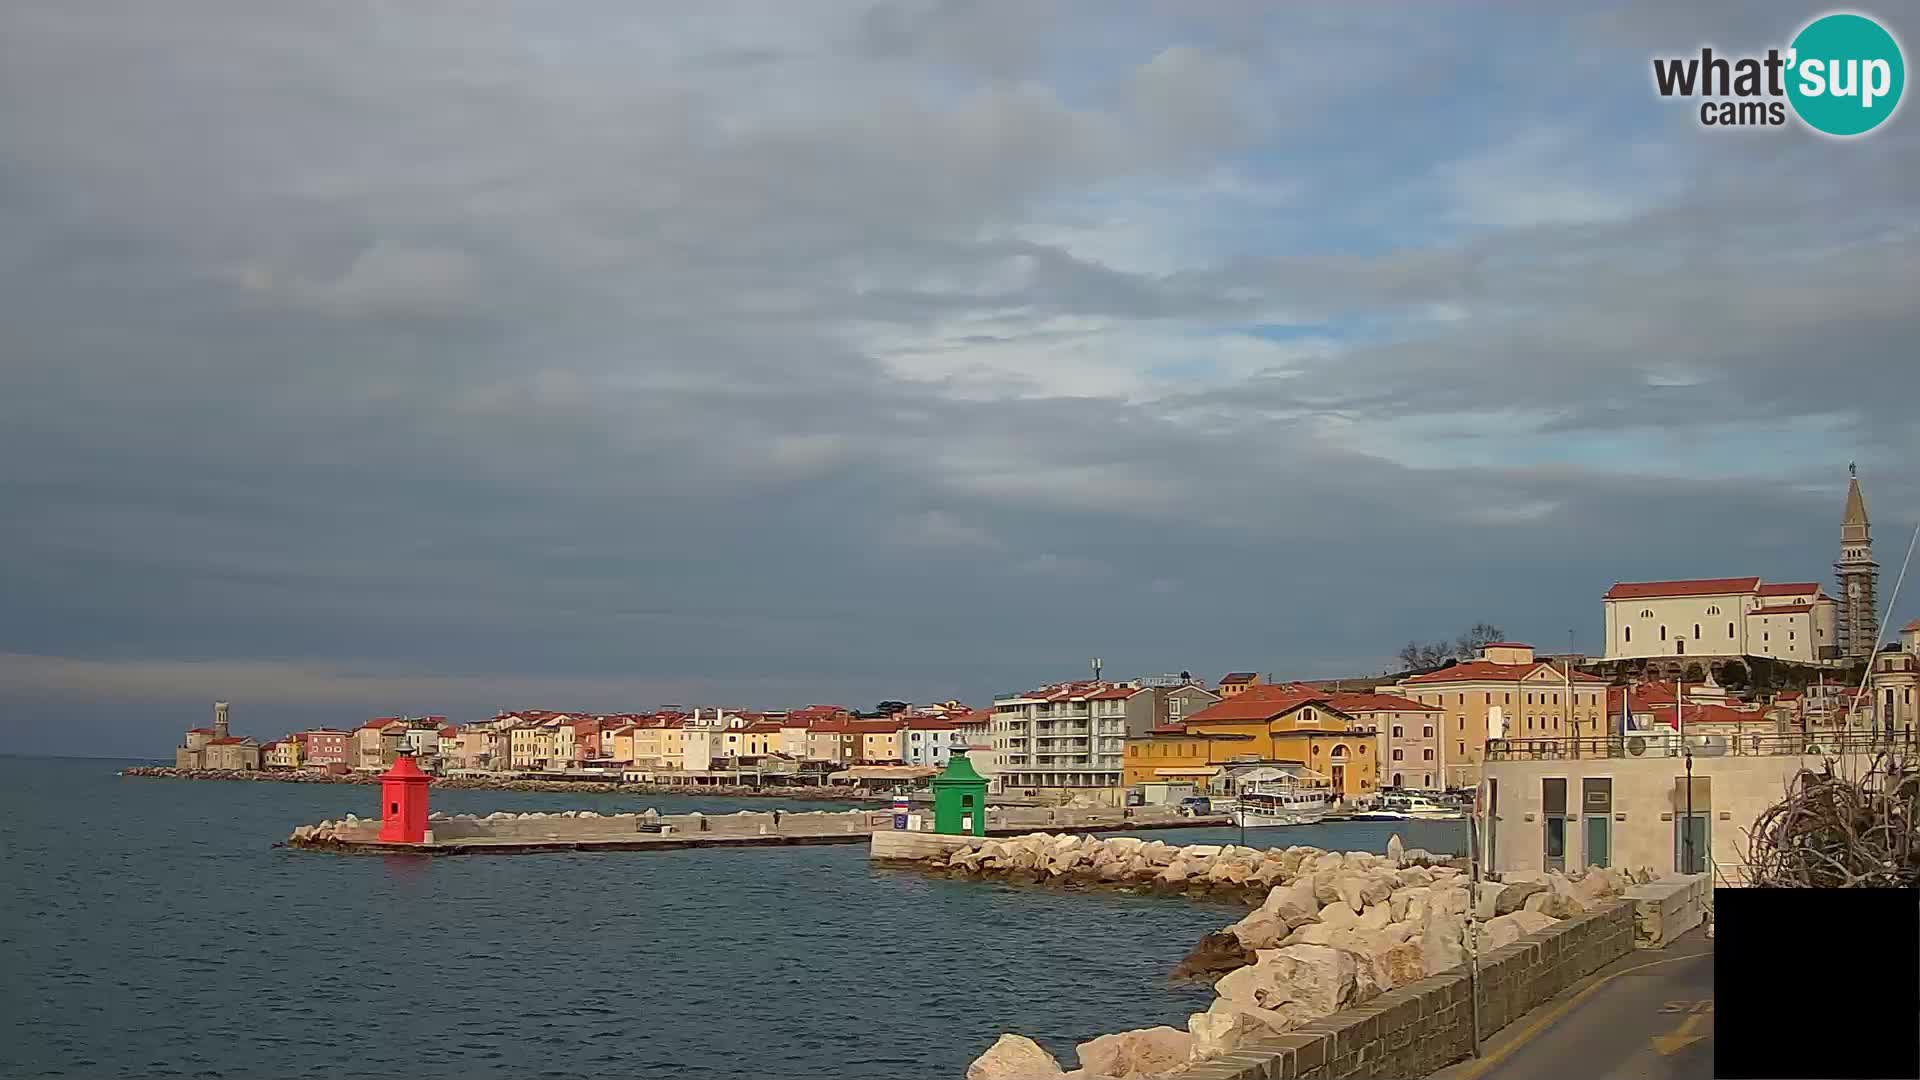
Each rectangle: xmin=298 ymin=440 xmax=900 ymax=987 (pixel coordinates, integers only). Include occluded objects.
xmin=990 ymin=681 xmax=1135 ymax=805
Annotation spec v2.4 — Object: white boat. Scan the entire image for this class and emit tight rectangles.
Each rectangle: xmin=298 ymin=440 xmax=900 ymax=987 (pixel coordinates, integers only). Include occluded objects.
xmin=1230 ymin=781 xmax=1334 ymax=827
xmin=1389 ymin=793 xmax=1465 ymax=821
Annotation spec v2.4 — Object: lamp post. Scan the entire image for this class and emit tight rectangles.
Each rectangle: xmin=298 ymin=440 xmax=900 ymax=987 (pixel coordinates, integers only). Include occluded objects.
xmin=1683 ymin=746 xmax=1696 ymax=874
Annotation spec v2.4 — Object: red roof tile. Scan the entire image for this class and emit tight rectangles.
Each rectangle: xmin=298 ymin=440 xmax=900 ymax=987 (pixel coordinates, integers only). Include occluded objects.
xmin=1322 ymin=692 xmax=1440 ymax=714
xmin=1604 ymin=577 xmax=1760 ymax=600
xmin=1405 ymin=660 xmax=1605 ymax=685
xmin=1186 ymin=687 xmax=1327 ymax=723
xmin=1904 ymin=618 xmax=1920 ymax=633
xmin=186 ymin=727 xmax=214 ymax=735
xmin=208 ymin=736 xmax=253 ymax=745
xmin=902 ymin=717 xmax=957 ymax=731
xmin=439 ymin=726 xmax=459 ymax=737
xmin=1756 ymin=582 xmax=1820 ymax=596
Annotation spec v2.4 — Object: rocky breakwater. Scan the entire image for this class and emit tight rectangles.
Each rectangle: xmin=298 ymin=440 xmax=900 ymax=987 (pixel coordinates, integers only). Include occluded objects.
xmin=953 ymin=834 xmax=1660 ymax=1079
xmin=286 ymin=806 xmax=885 ymax=849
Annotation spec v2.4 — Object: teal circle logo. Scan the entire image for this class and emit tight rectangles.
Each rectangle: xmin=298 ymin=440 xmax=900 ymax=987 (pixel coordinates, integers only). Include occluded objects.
xmin=1787 ymin=13 xmax=1905 ymax=136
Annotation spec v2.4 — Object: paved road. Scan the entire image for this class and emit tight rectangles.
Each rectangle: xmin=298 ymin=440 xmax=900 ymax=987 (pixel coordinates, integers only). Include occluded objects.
xmin=1430 ymin=928 xmax=1714 ymax=1080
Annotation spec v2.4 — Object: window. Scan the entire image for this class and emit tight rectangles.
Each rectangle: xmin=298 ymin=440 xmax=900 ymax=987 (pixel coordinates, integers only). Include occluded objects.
xmin=1625 ymin=626 xmax=1632 ymax=643
xmin=1693 ymin=624 xmax=1701 ymax=639
xmin=1504 ymin=693 xmax=1511 ymax=704
xmin=1392 ymin=749 xmax=1403 ymax=761
xmin=1423 ymin=749 xmax=1434 ymax=760
xmin=1706 ymin=605 xmax=1720 ymax=615
xmin=1423 ymin=725 xmax=1434 ymax=738
xmin=1391 ymin=725 xmax=1403 ymax=738
xmin=1728 ymin=622 xmax=1735 ymax=638
xmin=1660 ymin=625 xmax=1668 ymax=641
xmin=1641 ymin=608 xmax=1654 ymax=618
xmin=1526 ymin=717 xmax=1534 ymax=730
xmin=1527 ymin=693 xmax=1534 ymax=705
xmin=1393 ymin=773 xmax=1403 ymax=786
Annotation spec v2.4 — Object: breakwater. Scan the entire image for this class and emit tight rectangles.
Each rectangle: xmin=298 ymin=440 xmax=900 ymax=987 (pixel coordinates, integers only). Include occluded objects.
xmin=286 ymin=804 xmax=1222 ymax=855
xmin=878 ymin=832 xmax=1665 ymax=1078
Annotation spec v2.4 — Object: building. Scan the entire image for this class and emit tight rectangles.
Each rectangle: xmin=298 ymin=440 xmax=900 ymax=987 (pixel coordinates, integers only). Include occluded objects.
xmin=1216 ymin=672 xmax=1264 ymax=698
xmin=853 ymin=719 xmax=903 ymax=764
xmin=436 ymin=725 xmax=461 ymax=765
xmin=263 ymin=738 xmax=303 ymax=769
xmin=203 ymin=736 xmax=261 ymax=771
xmin=300 ymin=729 xmax=350 ymax=769
xmin=1601 ymin=578 xmax=1839 ymax=664
xmin=1481 ymin=729 xmax=1880 ymax=882
xmin=1392 ymin=643 xmax=1608 ymax=788
xmin=682 ymin=712 xmax=728 ymax=772
xmin=900 ymin=717 xmax=966 ymax=766
xmin=1835 ymin=467 xmax=1879 ymax=659
xmin=990 ymin=681 xmax=1137 ymax=804
xmin=951 ymin=707 xmax=992 ymax=749
xmin=174 ymin=702 xmax=237 ymax=769
xmin=1866 ymin=620 xmax=1920 ymax=740
xmin=1326 ymin=692 xmax=1444 ymax=791
xmin=1121 ymin=677 xmax=1222 ymax=738
xmin=1122 ymin=685 xmax=1380 ymax=801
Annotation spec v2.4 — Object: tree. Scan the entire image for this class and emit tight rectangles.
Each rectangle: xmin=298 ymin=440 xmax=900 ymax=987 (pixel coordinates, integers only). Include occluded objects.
xmin=1718 ymin=660 xmax=1749 ymax=690
xmin=1683 ymin=663 xmax=1706 ymax=684
xmin=1454 ymin=623 xmax=1507 ymax=659
xmin=876 ymin=700 xmax=910 ymax=716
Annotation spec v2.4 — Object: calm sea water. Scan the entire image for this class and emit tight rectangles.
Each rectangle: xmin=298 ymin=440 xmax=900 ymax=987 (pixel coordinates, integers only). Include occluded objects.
xmin=0 ymin=756 xmax=1466 ymax=1080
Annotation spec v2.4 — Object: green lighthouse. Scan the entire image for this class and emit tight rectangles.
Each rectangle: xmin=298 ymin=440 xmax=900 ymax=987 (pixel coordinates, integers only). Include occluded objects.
xmin=930 ymin=752 xmax=988 ymax=836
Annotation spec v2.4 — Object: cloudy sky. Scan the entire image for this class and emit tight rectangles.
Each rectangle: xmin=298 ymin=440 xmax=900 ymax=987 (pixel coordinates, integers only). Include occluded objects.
xmin=3 ymin=1 xmax=1916 ymax=756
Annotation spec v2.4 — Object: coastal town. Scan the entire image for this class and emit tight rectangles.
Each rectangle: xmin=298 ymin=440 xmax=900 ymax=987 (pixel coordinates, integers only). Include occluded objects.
xmin=157 ymin=474 xmax=1917 ymax=876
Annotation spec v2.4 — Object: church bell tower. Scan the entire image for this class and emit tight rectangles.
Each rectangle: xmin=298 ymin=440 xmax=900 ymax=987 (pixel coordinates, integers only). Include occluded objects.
xmin=1835 ymin=464 xmax=1879 ymax=660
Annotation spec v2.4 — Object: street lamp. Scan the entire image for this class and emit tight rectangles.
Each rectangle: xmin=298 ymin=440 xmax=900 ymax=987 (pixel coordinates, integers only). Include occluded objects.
xmin=1682 ymin=745 xmax=1696 ymax=874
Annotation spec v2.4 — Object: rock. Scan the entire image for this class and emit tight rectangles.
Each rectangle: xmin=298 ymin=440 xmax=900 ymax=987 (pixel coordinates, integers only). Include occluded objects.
xmin=1421 ymin=910 xmax=1467 ymax=974
xmin=1483 ymin=910 xmax=1558 ymax=950
xmin=1379 ymin=940 xmax=1427 ymax=987
xmin=1170 ymin=930 xmax=1255 ymax=984
xmin=968 ymin=1034 xmax=1064 ymax=1080
xmin=1473 ymin=882 xmax=1505 ymax=921
xmin=1261 ymin=876 xmax=1322 ymax=929
xmin=1182 ymin=845 xmax=1223 ymax=859
xmin=1215 ymin=943 xmax=1373 ymax=1028
xmin=1335 ymin=875 xmax=1366 ymax=914
xmin=1390 ymin=886 xmax=1428 ymax=923
xmin=1402 ymin=848 xmax=1439 ymax=865
xmin=1153 ymin=859 xmax=1192 ymax=891
xmin=1075 ymin=1026 xmax=1195 ymax=1078
xmin=1227 ymin=909 xmax=1290 ymax=952
xmin=1393 ymin=866 xmax=1435 ymax=890
xmin=1387 ymin=833 xmax=1405 ymax=866
xmin=1359 ymin=872 xmax=1396 ymax=906
xmin=1188 ymin=1002 xmax=1282 ymax=1060
xmin=1494 ymin=882 xmax=1547 ymax=915
xmin=1318 ymin=901 xmax=1359 ymax=929
xmin=1354 ymin=903 xmax=1392 ymax=931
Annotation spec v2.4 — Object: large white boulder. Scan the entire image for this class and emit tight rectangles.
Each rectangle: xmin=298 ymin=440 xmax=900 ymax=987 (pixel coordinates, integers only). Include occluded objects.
xmin=1263 ymin=876 xmax=1322 ymax=929
xmin=1075 ymin=1026 xmax=1195 ymax=1078
xmin=1386 ymin=833 xmax=1406 ymax=865
xmin=1318 ymin=901 xmax=1359 ymax=929
xmin=1189 ymin=1001 xmax=1283 ymax=1060
xmin=1214 ymin=944 xmax=1373 ymax=1028
xmin=1421 ymin=910 xmax=1467 ymax=974
xmin=968 ymin=1035 xmax=1064 ymax=1080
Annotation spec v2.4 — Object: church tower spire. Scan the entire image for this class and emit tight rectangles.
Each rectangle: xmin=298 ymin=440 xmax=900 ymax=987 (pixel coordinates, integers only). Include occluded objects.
xmin=1835 ymin=464 xmax=1879 ymax=659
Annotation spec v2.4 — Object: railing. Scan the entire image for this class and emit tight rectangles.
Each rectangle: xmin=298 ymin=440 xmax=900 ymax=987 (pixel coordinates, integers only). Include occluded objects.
xmin=1485 ymin=730 xmax=1896 ymax=761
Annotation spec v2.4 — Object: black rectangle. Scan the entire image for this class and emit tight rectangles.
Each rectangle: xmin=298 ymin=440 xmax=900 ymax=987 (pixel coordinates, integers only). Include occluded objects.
xmin=1542 ymin=776 xmax=1566 ymax=814
xmin=1715 ymin=889 xmax=1919 ymax=1079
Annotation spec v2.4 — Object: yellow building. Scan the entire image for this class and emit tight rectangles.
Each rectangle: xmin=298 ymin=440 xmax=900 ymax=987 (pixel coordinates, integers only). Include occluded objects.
xmin=1216 ymin=672 xmax=1264 ymax=698
xmin=1123 ymin=686 xmax=1379 ymax=800
xmin=1392 ymin=642 xmax=1608 ymax=789
xmin=264 ymin=738 xmax=303 ymax=770
xmin=605 ymin=724 xmax=637 ymax=765
xmin=856 ymin=722 xmax=902 ymax=763
xmin=631 ymin=720 xmax=689 ymax=770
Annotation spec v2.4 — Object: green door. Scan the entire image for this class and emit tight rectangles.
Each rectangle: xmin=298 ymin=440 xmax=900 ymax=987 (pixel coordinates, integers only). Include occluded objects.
xmin=1674 ymin=814 xmax=1709 ymax=874
xmin=1584 ymin=814 xmax=1611 ymax=869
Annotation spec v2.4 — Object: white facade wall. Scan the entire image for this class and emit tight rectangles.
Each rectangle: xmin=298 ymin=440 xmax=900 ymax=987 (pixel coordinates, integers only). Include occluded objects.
xmin=1604 ymin=592 xmax=1755 ymax=660
xmin=901 ymin=727 xmax=967 ymax=767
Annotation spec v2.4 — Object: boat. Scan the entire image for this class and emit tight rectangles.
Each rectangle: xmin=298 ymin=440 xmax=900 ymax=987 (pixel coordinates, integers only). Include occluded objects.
xmin=1230 ymin=780 xmax=1334 ymax=827
xmin=1389 ymin=792 xmax=1466 ymax=821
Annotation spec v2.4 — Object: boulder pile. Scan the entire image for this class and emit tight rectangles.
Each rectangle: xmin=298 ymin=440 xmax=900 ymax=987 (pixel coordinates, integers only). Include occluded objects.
xmin=961 ymin=834 xmax=1660 ymax=1079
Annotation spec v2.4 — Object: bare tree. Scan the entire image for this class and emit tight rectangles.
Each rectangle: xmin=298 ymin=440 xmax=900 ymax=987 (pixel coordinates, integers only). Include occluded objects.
xmin=1453 ymin=622 xmax=1506 ymax=660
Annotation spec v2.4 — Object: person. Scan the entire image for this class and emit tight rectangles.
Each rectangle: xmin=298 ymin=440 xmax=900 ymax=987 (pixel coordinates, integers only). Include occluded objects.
xmin=772 ymin=809 xmax=782 ymax=827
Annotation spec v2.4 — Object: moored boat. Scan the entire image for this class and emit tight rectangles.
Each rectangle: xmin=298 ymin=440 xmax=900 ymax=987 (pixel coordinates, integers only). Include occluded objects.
xmin=1230 ymin=780 xmax=1334 ymax=827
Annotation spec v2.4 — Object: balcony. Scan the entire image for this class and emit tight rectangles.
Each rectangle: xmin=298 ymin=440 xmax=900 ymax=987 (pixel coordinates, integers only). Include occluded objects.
xmin=1485 ymin=730 xmax=1890 ymax=762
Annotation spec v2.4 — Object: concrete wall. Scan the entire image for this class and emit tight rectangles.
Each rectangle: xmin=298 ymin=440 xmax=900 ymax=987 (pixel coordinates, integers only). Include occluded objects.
xmin=1624 ymin=875 xmax=1709 ymax=948
xmin=1182 ymin=900 xmax=1638 ymax=1080
xmin=1481 ymin=751 xmax=1871 ymax=883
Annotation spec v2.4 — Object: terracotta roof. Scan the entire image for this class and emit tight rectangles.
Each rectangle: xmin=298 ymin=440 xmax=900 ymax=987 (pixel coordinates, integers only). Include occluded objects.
xmin=439 ymin=726 xmax=459 ymax=737
xmin=1185 ymin=687 xmax=1328 ymax=723
xmin=208 ymin=736 xmax=254 ymax=746
xmin=186 ymin=727 xmax=214 ymax=735
xmin=902 ymin=716 xmax=958 ymax=730
xmin=1086 ymin=686 xmax=1139 ymax=701
xmin=1646 ymin=703 xmax=1771 ymax=727
xmin=1147 ymin=723 xmax=1189 ymax=734
xmin=1604 ymin=577 xmax=1760 ymax=600
xmin=744 ymin=721 xmax=785 ymax=733
xmin=1404 ymin=660 xmax=1605 ymax=685
xmin=1750 ymin=602 xmax=1814 ymax=615
xmin=1756 ymin=582 xmax=1820 ymax=596
xmin=1322 ymin=692 xmax=1440 ymax=714
xmin=1902 ymin=618 xmax=1920 ymax=633
xmin=848 ymin=719 xmax=903 ymax=734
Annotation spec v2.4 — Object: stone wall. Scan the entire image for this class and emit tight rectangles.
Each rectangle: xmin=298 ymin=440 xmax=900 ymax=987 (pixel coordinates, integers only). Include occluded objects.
xmin=1178 ymin=900 xmax=1636 ymax=1080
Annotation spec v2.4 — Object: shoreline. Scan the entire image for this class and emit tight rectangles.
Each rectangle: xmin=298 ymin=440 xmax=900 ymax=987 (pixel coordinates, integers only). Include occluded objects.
xmin=118 ymin=765 xmax=891 ymax=801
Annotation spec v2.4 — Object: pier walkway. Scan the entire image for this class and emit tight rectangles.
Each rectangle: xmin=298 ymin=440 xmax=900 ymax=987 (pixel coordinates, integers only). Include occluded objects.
xmin=1428 ymin=926 xmax=1714 ymax=1080
xmin=288 ymin=805 xmax=1229 ymax=855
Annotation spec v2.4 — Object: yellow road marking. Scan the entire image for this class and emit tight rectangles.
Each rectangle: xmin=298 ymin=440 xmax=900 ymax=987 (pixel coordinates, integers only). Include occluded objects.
xmin=1653 ymin=1012 xmax=1711 ymax=1055
xmin=1444 ymin=951 xmax=1711 ymax=1080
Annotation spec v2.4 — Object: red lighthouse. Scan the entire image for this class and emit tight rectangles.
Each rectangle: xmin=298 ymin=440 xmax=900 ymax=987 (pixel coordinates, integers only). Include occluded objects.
xmin=377 ymin=754 xmax=431 ymax=843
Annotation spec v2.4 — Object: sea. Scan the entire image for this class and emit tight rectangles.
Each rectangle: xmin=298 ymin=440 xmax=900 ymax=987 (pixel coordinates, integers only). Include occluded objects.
xmin=0 ymin=756 xmax=1468 ymax=1080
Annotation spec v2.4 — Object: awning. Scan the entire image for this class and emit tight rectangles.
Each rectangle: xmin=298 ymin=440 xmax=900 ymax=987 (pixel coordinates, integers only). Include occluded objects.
xmin=831 ymin=765 xmax=939 ymax=782
xmin=1150 ymin=767 xmax=1223 ymax=778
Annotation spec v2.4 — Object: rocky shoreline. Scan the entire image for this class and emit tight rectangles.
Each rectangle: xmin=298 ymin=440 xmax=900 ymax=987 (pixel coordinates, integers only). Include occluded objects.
xmin=888 ymin=832 xmax=1658 ymax=1079
xmin=117 ymin=766 xmax=884 ymax=801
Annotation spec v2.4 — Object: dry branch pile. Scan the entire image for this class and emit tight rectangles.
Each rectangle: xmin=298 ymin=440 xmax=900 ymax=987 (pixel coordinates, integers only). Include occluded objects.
xmin=1745 ymin=754 xmax=1920 ymax=887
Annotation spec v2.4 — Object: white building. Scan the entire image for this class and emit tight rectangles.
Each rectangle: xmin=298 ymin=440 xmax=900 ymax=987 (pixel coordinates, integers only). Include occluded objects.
xmin=900 ymin=717 xmax=968 ymax=767
xmin=1601 ymin=577 xmax=1838 ymax=664
xmin=682 ymin=710 xmax=728 ymax=772
xmin=990 ymin=681 xmax=1135 ymax=803
xmin=1866 ymin=619 xmax=1920 ymax=740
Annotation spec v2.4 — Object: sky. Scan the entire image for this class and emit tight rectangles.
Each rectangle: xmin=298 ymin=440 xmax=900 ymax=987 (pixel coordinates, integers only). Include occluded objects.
xmin=2 ymin=1 xmax=1917 ymax=757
